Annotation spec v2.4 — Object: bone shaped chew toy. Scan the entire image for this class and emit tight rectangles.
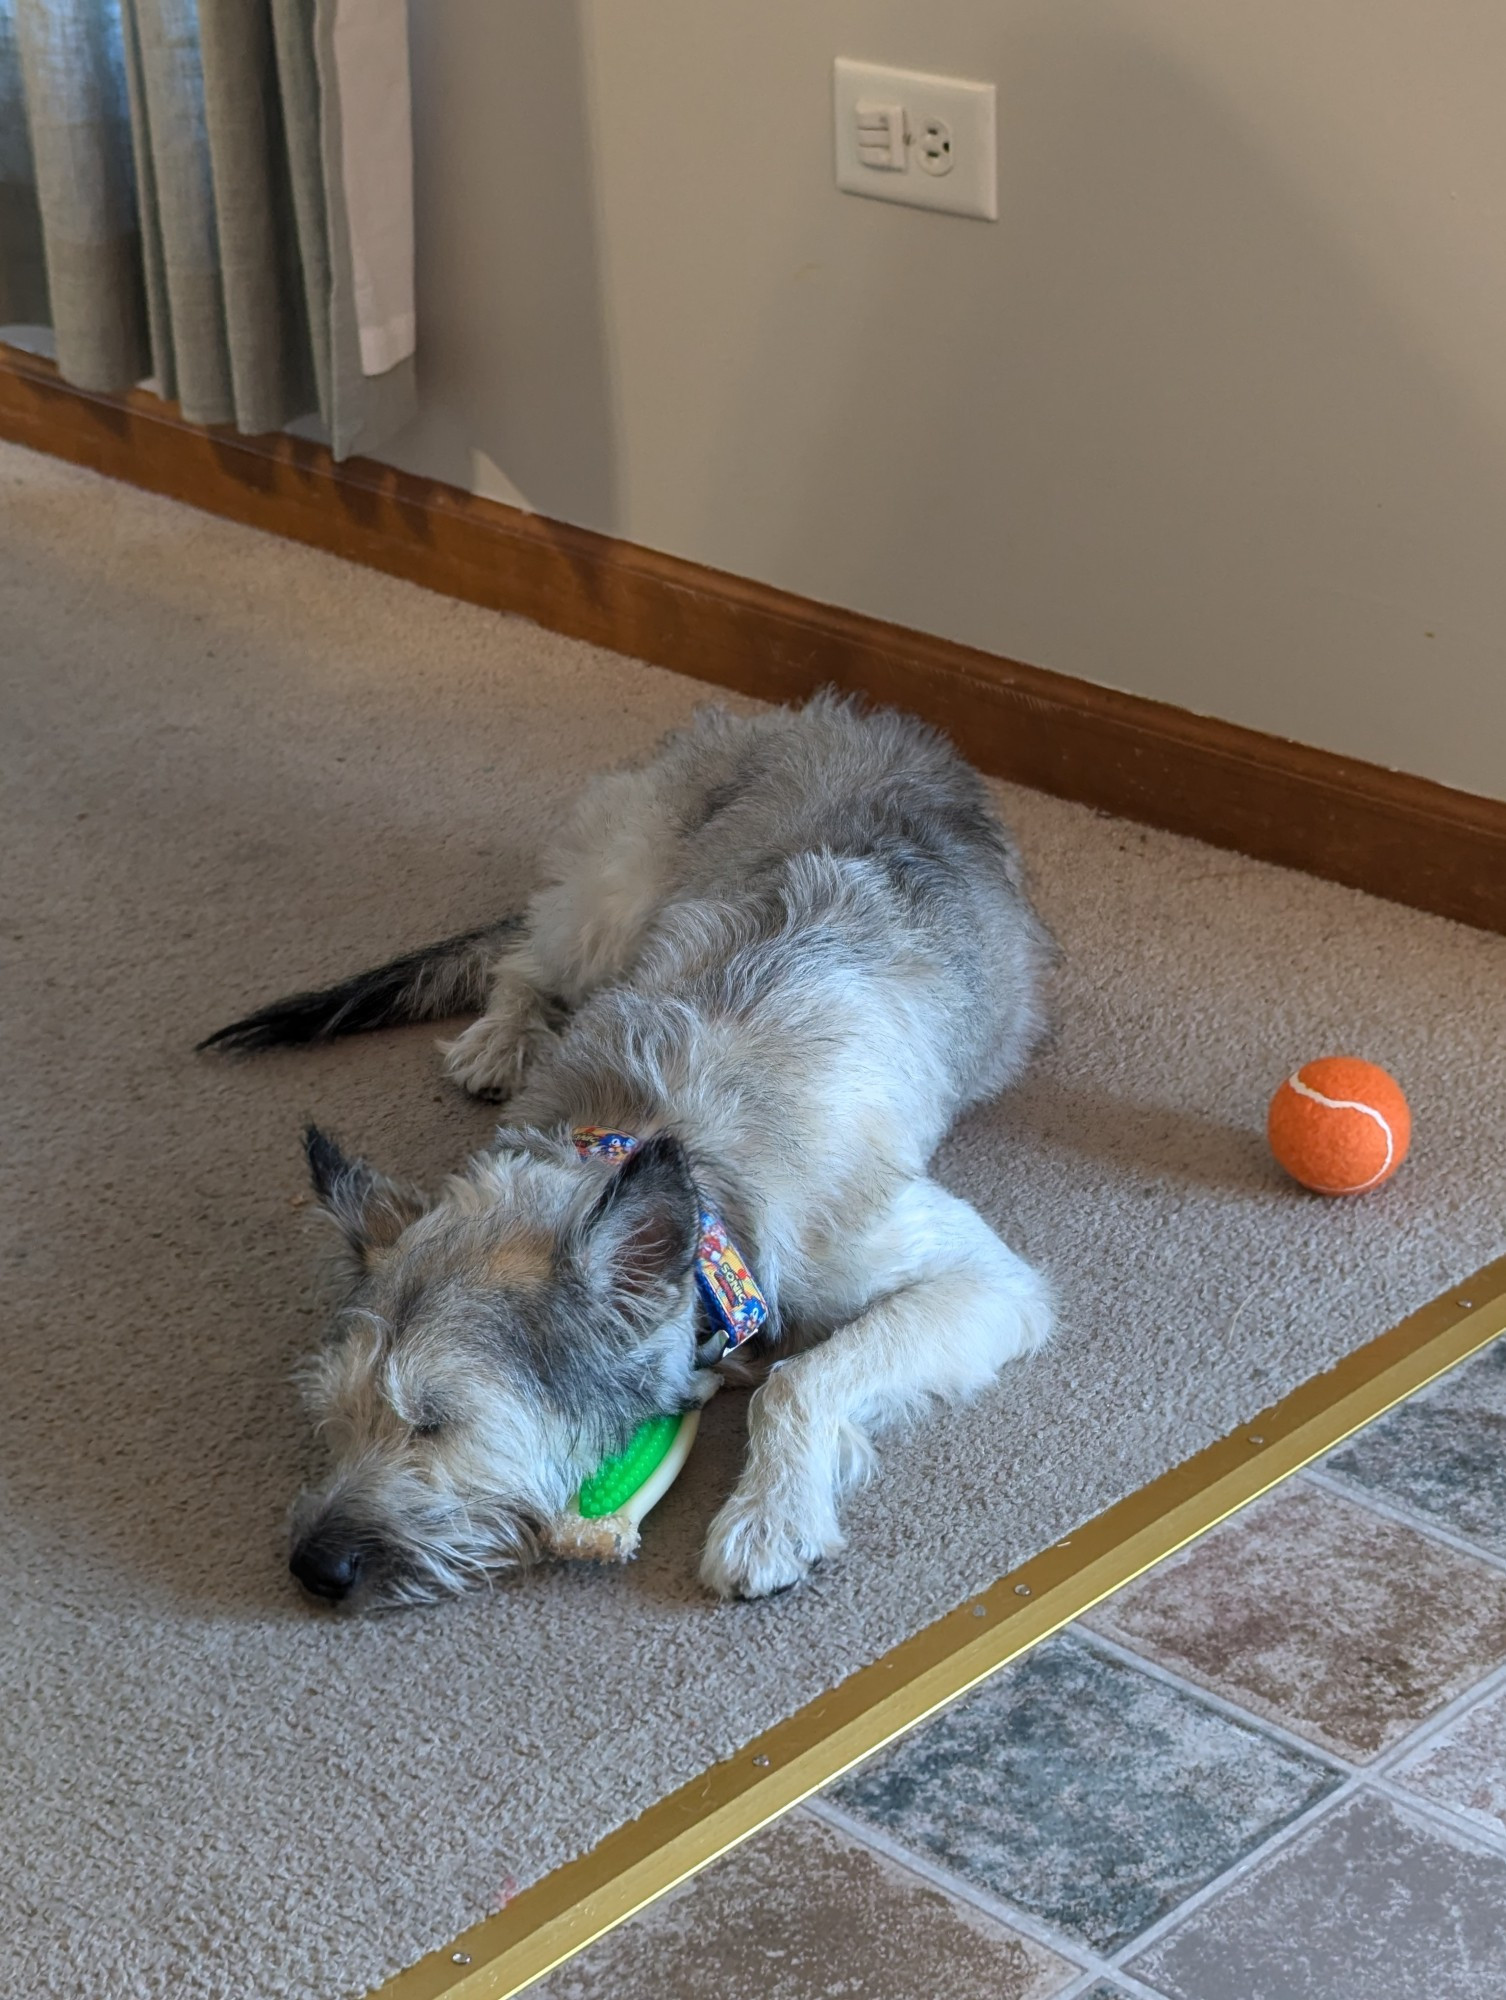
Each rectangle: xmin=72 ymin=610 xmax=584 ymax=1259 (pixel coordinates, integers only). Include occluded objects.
xmin=542 ymin=1408 xmax=703 ymax=1564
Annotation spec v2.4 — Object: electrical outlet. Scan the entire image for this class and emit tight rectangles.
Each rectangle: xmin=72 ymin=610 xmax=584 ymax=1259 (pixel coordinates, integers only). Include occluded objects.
xmin=916 ymin=115 xmax=954 ymax=176
xmin=833 ymin=58 xmax=997 ymax=220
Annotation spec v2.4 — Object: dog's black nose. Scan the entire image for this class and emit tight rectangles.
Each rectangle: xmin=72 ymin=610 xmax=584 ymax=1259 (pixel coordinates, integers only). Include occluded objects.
xmin=290 ymin=1538 xmax=363 ymax=1602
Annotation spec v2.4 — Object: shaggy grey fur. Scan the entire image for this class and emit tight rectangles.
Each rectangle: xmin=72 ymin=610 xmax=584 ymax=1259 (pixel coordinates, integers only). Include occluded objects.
xmin=218 ymin=695 xmax=1057 ymax=1604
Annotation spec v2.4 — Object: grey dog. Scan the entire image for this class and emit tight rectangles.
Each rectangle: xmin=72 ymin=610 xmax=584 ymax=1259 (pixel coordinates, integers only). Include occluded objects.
xmin=204 ymin=695 xmax=1055 ymax=1605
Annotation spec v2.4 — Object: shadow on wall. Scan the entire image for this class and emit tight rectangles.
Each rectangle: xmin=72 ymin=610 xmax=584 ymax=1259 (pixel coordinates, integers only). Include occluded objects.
xmin=382 ymin=0 xmax=618 ymax=529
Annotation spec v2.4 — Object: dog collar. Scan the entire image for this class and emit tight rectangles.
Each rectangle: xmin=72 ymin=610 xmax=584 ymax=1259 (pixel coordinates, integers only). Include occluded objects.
xmin=572 ymin=1127 xmax=768 ymax=1362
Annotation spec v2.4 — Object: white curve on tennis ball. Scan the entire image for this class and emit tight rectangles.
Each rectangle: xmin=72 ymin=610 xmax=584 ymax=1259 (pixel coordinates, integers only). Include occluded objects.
xmin=1284 ymin=1070 xmax=1397 ymax=1194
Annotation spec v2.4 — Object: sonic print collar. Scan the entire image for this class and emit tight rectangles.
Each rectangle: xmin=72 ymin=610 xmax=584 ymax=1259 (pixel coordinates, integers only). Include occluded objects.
xmin=571 ymin=1127 xmax=768 ymax=1364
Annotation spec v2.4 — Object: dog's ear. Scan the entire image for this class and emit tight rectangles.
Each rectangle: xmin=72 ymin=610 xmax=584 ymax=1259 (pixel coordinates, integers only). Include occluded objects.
xmin=578 ymin=1134 xmax=698 ymax=1303
xmin=304 ymin=1125 xmax=428 ymax=1261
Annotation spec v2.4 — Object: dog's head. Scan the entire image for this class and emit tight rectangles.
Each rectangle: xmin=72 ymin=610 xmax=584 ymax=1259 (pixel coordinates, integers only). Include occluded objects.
xmin=288 ymin=1125 xmax=705 ymax=1609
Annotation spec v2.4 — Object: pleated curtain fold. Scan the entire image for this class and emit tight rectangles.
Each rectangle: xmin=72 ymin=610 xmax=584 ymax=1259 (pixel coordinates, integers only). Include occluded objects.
xmin=0 ymin=0 xmax=414 ymax=459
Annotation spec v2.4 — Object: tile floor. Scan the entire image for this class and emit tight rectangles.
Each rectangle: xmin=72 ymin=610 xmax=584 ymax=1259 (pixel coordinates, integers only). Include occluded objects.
xmin=533 ymin=1335 xmax=1506 ymax=2000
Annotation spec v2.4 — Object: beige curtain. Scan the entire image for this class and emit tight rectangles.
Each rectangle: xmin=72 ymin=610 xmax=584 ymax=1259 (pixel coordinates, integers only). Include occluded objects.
xmin=0 ymin=0 xmax=414 ymax=460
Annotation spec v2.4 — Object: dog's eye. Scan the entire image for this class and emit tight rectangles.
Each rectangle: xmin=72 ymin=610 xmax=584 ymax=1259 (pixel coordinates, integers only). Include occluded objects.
xmin=412 ymin=1416 xmax=445 ymax=1440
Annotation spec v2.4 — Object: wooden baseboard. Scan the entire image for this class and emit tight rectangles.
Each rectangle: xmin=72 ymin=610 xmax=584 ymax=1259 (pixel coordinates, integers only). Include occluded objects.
xmin=4 ymin=341 xmax=1502 ymax=934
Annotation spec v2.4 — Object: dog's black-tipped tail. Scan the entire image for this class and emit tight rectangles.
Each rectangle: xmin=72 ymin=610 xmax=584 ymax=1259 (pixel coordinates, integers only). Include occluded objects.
xmin=197 ymin=918 xmax=520 ymax=1053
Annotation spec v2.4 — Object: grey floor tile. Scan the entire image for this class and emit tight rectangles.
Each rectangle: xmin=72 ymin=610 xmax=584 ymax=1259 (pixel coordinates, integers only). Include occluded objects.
xmin=1325 ymin=1335 xmax=1506 ymax=1555
xmin=828 ymin=1629 xmax=1337 ymax=1955
xmin=1392 ymin=1677 xmax=1506 ymax=1840
xmin=1084 ymin=1480 xmax=1506 ymax=1760
xmin=1128 ymin=1790 xmax=1506 ymax=2000
xmin=529 ymin=1807 xmax=1077 ymax=2000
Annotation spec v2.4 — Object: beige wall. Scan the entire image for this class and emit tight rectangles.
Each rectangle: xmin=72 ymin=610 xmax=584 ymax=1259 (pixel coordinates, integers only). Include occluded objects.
xmin=383 ymin=1 xmax=1506 ymax=799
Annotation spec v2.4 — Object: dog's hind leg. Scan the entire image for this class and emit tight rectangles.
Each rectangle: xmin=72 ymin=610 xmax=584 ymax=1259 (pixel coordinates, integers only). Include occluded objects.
xmin=438 ymin=861 xmax=675 ymax=1098
xmin=439 ymin=857 xmax=664 ymax=1099
xmin=439 ymin=935 xmax=564 ymax=1101
xmin=699 ymin=1181 xmax=1053 ymax=1600
xmin=442 ymin=762 xmax=683 ymax=1099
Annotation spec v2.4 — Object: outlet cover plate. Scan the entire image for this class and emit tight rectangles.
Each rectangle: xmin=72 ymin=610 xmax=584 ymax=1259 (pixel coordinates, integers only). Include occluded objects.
xmin=834 ymin=57 xmax=997 ymax=220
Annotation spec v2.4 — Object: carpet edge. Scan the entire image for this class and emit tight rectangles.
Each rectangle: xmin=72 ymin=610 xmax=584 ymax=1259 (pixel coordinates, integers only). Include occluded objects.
xmin=375 ymin=1262 xmax=1506 ymax=2000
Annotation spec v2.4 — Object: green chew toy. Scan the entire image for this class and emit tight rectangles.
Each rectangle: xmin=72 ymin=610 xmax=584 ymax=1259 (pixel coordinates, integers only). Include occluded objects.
xmin=576 ymin=1412 xmax=684 ymax=1519
xmin=544 ymin=1406 xmax=705 ymax=1565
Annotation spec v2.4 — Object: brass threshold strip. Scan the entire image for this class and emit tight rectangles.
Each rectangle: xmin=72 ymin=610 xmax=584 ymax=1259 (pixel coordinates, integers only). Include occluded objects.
xmin=376 ymin=1258 xmax=1506 ymax=2000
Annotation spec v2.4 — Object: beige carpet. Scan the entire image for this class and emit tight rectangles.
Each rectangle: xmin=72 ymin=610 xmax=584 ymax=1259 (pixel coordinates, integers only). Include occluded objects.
xmin=4 ymin=439 xmax=1505 ymax=2000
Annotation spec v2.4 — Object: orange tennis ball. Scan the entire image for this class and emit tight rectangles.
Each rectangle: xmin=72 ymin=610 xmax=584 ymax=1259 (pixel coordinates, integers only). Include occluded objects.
xmin=1267 ymin=1056 xmax=1411 ymax=1196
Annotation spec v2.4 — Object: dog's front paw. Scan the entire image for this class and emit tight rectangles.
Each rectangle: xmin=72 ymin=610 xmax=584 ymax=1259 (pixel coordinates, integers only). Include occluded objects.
xmin=699 ymin=1492 xmax=844 ymax=1601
